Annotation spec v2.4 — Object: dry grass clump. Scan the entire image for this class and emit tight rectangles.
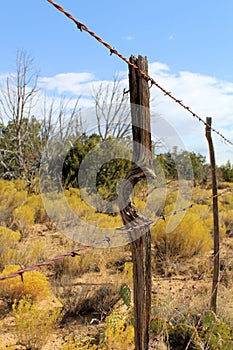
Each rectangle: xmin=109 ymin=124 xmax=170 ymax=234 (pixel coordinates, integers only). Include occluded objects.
xmin=0 ymin=225 xmax=47 ymax=276
xmin=55 ymin=281 xmax=121 ymax=323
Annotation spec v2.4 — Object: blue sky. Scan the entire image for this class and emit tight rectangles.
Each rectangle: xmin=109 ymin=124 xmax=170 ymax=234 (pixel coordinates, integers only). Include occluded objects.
xmin=0 ymin=0 xmax=233 ymax=164
xmin=1 ymin=0 xmax=233 ymax=80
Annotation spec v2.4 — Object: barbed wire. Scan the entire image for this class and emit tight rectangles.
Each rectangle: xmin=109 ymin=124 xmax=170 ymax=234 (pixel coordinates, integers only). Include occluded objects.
xmin=47 ymin=0 xmax=233 ymax=147
xmin=0 ymin=187 xmax=232 ymax=282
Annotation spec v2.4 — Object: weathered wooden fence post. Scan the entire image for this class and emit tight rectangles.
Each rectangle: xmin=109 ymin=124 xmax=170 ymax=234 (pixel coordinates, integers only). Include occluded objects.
xmin=119 ymin=55 xmax=155 ymax=350
xmin=205 ymin=117 xmax=220 ymax=314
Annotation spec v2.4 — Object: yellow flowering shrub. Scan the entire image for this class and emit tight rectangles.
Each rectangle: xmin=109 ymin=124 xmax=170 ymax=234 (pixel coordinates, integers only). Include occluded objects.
xmin=13 ymin=205 xmax=36 ymax=234
xmin=0 ymin=181 xmax=27 ymax=225
xmin=152 ymin=211 xmax=212 ymax=258
xmin=25 ymin=194 xmax=47 ymax=223
xmin=0 ymin=265 xmax=51 ymax=303
xmin=104 ymin=310 xmax=134 ymax=350
xmin=0 ymin=227 xmax=21 ymax=270
xmin=62 ymin=336 xmax=99 ymax=350
xmin=0 ymin=226 xmax=21 ymax=245
xmin=12 ymin=296 xmax=62 ymax=350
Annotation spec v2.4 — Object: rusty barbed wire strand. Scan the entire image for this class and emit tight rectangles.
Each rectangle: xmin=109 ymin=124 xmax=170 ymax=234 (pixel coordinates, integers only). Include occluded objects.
xmin=0 ymin=187 xmax=232 ymax=281
xmin=47 ymin=0 xmax=233 ymax=147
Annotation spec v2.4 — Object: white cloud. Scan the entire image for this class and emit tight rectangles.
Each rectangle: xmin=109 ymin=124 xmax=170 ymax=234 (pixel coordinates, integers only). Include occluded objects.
xmin=149 ymin=62 xmax=170 ymax=75
xmin=38 ymin=72 xmax=95 ymax=96
xmin=124 ymin=35 xmax=133 ymax=41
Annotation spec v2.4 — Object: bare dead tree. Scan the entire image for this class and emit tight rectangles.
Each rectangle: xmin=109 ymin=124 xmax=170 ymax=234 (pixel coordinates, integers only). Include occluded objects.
xmin=92 ymin=77 xmax=131 ymax=140
xmin=0 ymin=49 xmax=39 ymax=179
xmin=41 ymin=95 xmax=84 ymax=143
xmin=0 ymin=50 xmax=83 ymax=190
xmin=39 ymin=94 xmax=85 ymax=194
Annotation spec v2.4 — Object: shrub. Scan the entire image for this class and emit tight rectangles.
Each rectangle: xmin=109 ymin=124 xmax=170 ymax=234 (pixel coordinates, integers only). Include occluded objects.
xmin=0 ymin=181 xmax=27 ymax=225
xmin=192 ymin=205 xmax=226 ymax=239
xmin=8 ymin=191 xmax=28 ymax=211
xmin=12 ymin=179 xmax=27 ymax=191
xmin=152 ymin=211 xmax=212 ymax=259
xmin=167 ymin=323 xmax=202 ymax=350
xmin=220 ymin=210 xmax=233 ymax=237
xmin=190 ymin=204 xmax=210 ymax=220
xmin=0 ymin=226 xmax=47 ymax=271
xmin=104 ymin=309 xmax=134 ymax=350
xmin=12 ymin=295 xmax=62 ymax=350
xmin=25 ymin=194 xmax=48 ymax=223
xmin=66 ymin=189 xmax=122 ymax=228
xmin=200 ymin=311 xmax=233 ymax=350
xmin=57 ymin=284 xmax=91 ymax=320
xmin=66 ymin=190 xmax=94 ymax=219
xmin=220 ymin=192 xmax=233 ymax=209
xmin=150 ymin=316 xmax=168 ymax=340
xmin=18 ymin=240 xmax=47 ymax=267
xmin=0 ymin=226 xmax=21 ymax=270
xmin=0 ymin=180 xmax=47 ymax=227
xmin=0 ymin=265 xmax=51 ymax=304
xmin=13 ymin=204 xmax=36 ymax=234
xmin=62 ymin=336 xmax=99 ymax=350
xmin=121 ymin=261 xmax=133 ymax=287
xmin=0 ymin=226 xmax=21 ymax=244
xmin=52 ymin=248 xmax=110 ymax=281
